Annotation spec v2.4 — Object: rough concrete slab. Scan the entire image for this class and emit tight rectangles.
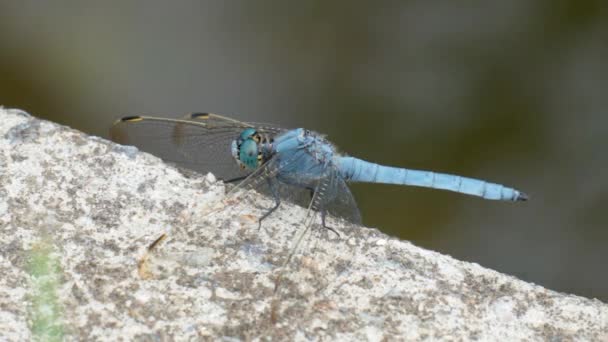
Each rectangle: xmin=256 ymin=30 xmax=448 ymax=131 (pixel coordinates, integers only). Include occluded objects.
xmin=0 ymin=107 xmax=606 ymax=341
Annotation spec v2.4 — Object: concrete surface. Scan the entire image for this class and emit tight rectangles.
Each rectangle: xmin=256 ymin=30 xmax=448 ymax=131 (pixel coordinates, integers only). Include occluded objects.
xmin=0 ymin=107 xmax=606 ymax=341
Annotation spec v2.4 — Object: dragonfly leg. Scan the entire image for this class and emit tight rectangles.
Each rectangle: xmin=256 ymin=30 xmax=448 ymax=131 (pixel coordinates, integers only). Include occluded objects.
xmin=308 ymin=188 xmax=340 ymax=237
xmin=258 ymin=178 xmax=281 ymax=229
xmin=224 ymin=175 xmax=247 ymax=184
xmin=320 ymin=209 xmax=340 ymax=238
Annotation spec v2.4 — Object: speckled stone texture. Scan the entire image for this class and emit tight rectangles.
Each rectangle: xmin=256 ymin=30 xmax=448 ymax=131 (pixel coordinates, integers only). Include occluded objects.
xmin=0 ymin=107 xmax=607 ymax=341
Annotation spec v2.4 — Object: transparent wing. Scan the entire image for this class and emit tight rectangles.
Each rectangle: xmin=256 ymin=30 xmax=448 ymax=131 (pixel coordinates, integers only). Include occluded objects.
xmin=320 ymin=168 xmax=362 ymax=225
xmin=226 ymin=155 xmax=361 ymax=226
xmin=227 ymin=157 xmax=362 ymax=227
xmin=224 ymin=146 xmax=312 ymax=207
xmin=180 ymin=112 xmax=286 ymax=133
xmin=272 ymin=166 xmax=359 ymax=299
xmin=136 ymin=139 xmax=311 ymax=279
xmin=110 ymin=113 xmax=285 ymax=181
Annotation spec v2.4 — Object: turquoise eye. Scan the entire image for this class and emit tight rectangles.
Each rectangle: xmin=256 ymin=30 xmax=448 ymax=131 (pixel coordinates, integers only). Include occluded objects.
xmin=239 ymin=139 xmax=259 ymax=169
xmin=239 ymin=128 xmax=257 ymax=141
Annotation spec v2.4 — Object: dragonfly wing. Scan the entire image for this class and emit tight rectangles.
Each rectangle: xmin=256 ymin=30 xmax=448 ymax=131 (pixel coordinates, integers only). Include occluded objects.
xmin=227 ymin=154 xmax=362 ymax=227
xmin=224 ymin=146 xmax=312 ymax=205
xmin=180 ymin=112 xmax=286 ymax=134
xmin=319 ymin=168 xmax=362 ymax=225
xmin=111 ymin=115 xmax=249 ymax=181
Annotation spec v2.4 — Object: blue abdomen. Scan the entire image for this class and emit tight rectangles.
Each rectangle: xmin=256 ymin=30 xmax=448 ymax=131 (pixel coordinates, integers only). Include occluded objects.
xmin=336 ymin=156 xmax=527 ymax=201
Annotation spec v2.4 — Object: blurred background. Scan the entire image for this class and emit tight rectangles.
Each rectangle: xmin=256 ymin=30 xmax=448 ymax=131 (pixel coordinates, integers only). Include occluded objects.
xmin=1 ymin=1 xmax=606 ymax=302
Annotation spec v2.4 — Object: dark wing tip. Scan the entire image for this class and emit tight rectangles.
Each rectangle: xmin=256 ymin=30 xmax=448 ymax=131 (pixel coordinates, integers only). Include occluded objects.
xmin=110 ymin=116 xmax=143 ymax=142
xmin=189 ymin=112 xmax=211 ymax=119
xmin=516 ymin=191 xmax=529 ymax=201
xmin=118 ymin=116 xmax=144 ymax=122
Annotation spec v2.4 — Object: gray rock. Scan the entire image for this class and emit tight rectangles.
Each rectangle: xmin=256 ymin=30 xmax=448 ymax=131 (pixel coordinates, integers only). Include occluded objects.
xmin=0 ymin=107 xmax=606 ymax=341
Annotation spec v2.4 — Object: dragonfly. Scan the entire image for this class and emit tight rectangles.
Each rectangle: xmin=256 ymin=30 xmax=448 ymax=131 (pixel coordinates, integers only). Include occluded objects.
xmin=110 ymin=113 xmax=527 ymax=275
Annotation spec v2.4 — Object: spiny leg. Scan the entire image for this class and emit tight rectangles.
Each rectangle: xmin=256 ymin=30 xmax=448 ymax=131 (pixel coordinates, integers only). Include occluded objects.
xmin=272 ymin=179 xmax=338 ymax=321
xmin=320 ymin=209 xmax=340 ymax=238
xmin=273 ymin=184 xmax=320 ymax=293
xmin=258 ymin=177 xmax=281 ymax=229
xmin=224 ymin=175 xmax=247 ymax=184
xmin=309 ymin=188 xmax=340 ymax=237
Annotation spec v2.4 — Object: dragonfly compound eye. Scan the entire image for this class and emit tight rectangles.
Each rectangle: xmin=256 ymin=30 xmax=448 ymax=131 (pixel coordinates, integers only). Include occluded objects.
xmin=238 ymin=139 xmax=260 ymax=169
xmin=239 ymin=127 xmax=257 ymax=141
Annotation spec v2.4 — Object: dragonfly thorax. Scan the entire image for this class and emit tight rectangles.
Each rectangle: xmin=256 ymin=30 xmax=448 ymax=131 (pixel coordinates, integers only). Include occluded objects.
xmin=231 ymin=128 xmax=274 ymax=170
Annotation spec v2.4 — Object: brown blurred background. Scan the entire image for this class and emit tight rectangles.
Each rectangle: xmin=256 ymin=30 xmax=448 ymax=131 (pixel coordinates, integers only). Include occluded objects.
xmin=1 ymin=1 xmax=606 ymax=302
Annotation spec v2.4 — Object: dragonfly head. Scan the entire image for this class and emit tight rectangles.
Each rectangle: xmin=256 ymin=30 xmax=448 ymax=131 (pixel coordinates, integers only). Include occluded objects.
xmin=232 ymin=128 xmax=266 ymax=170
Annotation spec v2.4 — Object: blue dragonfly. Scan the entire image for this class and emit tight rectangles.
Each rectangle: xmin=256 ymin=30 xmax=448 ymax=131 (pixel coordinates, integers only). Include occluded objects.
xmin=112 ymin=112 xmax=527 ymax=305
xmin=111 ymin=112 xmax=527 ymax=236
xmin=111 ymin=112 xmax=527 ymax=286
